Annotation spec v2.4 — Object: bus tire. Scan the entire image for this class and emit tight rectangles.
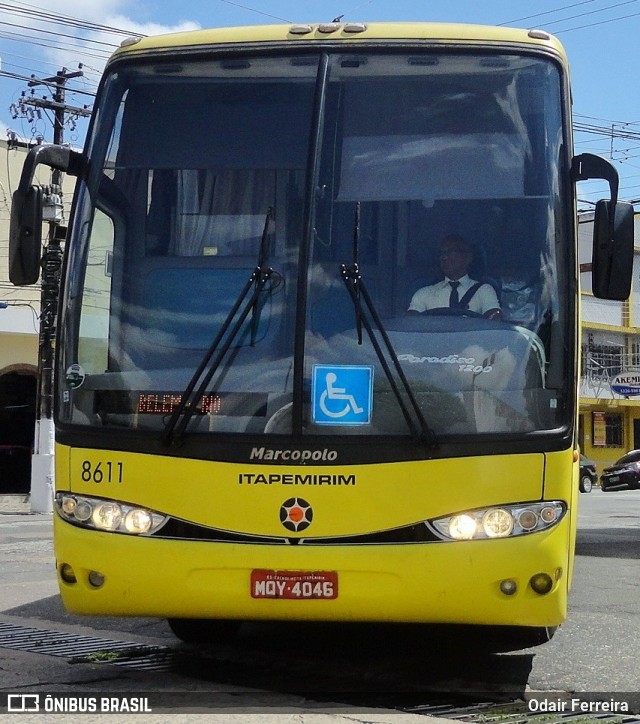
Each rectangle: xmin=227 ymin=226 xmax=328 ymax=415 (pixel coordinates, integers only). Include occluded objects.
xmin=508 ymin=625 xmax=557 ymax=648
xmin=483 ymin=625 xmax=558 ymax=651
xmin=167 ymin=618 xmax=241 ymax=644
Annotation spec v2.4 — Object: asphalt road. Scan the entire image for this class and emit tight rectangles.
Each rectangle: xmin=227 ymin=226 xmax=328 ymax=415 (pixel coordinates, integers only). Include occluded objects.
xmin=0 ymin=488 xmax=639 ymax=718
xmin=527 ymin=488 xmax=640 ymax=693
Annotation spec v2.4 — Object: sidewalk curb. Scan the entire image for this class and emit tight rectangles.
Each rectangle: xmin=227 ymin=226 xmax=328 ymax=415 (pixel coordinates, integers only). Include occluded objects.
xmin=0 ymin=495 xmax=32 ymax=514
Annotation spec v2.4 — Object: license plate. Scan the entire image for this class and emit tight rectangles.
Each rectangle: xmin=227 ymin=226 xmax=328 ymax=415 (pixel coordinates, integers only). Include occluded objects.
xmin=608 ymin=476 xmax=620 ymax=482
xmin=250 ymin=570 xmax=338 ymax=599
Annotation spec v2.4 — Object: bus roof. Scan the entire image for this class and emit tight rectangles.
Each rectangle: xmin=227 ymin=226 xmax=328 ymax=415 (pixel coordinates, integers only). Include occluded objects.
xmin=110 ymin=21 xmax=567 ymax=64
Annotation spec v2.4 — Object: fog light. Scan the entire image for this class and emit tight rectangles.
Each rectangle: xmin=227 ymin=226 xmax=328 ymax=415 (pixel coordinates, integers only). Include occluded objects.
xmin=88 ymin=571 xmax=105 ymax=588
xmin=530 ymin=572 xmax=553 ymax=594
xmin=500 ymin=579 xmax=517 ymax=596
xmin=59 ymin=563 xmax=77 ymax=584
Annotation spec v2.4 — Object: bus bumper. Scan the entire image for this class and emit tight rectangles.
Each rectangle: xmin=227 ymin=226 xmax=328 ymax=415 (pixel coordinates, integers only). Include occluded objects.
xmin=54 ymin=513 xmax=569 ymax=627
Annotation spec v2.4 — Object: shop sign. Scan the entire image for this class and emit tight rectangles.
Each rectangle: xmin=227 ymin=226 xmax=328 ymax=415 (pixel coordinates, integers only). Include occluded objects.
xmin=592 ymin=411 xmax=606 ymax=447
xmin=610 ymin=372 xmax=640 ymax=397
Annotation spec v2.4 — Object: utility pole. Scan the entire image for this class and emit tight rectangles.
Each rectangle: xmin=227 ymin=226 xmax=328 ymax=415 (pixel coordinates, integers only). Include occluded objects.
xmin=18 ymin=68 xmax=90 ymax=513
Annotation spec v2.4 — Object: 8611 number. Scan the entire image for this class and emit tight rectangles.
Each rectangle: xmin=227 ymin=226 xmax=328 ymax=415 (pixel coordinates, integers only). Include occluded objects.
xmin=81 ymin=461 xmax=124 ymax=484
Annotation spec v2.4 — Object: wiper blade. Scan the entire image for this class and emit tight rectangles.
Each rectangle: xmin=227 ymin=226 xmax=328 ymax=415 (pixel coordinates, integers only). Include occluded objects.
xmin=162 ymin=208 xmax=274 ymax=446
xmin=341 ymin=263 xmax=437 ymax=448
xmin=352 ymin=201 xmax=364 ymax=344
xmin=250 ymin=206 xmax=274 ymax=345
xmin=340 ymin=202 xmax=437 ymax=449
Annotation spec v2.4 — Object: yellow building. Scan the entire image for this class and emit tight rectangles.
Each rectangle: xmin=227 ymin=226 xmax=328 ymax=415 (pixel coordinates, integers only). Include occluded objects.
xmin=579 ymin=211 xmax=640 ymax=477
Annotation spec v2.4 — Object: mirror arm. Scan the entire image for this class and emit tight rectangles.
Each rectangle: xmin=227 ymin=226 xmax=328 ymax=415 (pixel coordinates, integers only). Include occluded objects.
xmin=572 ymin=153 xmax=619 ymax=206
xmin=572 ymin=153 xmax=620 ymax=244
xmin=17 ymin=144 xmax=85 ymax=191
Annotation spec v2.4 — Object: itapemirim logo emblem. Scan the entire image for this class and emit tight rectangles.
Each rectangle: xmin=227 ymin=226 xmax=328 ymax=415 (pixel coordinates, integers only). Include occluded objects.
xmin=279 ymin=497 xmax=313 ymax=532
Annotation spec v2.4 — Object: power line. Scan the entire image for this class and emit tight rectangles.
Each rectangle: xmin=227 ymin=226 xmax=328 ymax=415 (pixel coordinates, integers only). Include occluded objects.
xmin=499 ymin=0 xmax=602 ymax=25
xmin=0 ymin=2 xmax=145 ymax=38
xmin=0 ymin=29 xmax=113 ymax=62
xmin=551 ymin=9 xmax=640 ymax=32
xmin=498 ymin=0 xmax=640 ymax=30
xmin=1 ymin=70 xmax=96 ymax=97
xmin=0 ymin=19 xmax=122 ymax=49
xmin=576 ymin=112 xmax=640 ymax=125
xmin=531 ymin=0 xmax=639 ymax=29
xmin=331 ymin=0 xmax=376 ymax=19
xmin=498 ymin=0 xmax=640 ymax=35
xmin=0 ymin=48 xmax=71 ymax=73
xmin=217 ymin=0 xmax=291 ymax=23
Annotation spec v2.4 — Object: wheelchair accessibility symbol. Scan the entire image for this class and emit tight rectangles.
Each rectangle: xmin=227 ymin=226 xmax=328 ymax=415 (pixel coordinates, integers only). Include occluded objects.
xmin=312 ymin=365 xmax=373 ymax=425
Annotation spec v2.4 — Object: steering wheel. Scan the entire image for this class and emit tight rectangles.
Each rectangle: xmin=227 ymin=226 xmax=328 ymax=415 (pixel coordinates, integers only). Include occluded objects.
xmin=418 ymin=307 xmax=484 ymax=319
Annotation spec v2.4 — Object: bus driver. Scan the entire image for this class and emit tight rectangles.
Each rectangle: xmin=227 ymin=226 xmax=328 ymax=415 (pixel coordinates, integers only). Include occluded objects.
xmin=408 ymin=234 xmax=502 ymax=320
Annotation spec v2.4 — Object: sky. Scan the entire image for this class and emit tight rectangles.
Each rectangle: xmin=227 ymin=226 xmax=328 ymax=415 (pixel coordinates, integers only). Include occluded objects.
xmin=1 ymin=0 xmax=640 ymax=208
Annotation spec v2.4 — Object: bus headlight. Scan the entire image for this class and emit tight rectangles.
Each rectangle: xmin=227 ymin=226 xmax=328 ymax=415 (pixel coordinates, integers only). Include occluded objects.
xmin=91 ymin=502 xmax=123 ymax=531
xmin=74 ymin=499 xmax=92 ymax=522
xmin=124 ymin=508 xmax=153 ymax=534
xmin=448 ymin=514 xmax=477 ymax=540
xmin=482 ymin=508 xmax=514 ymax=538
xmin=55 ymin=493 xmax=166 ymax=536
xmin=428 ymin=501 xmax=566 ymax=541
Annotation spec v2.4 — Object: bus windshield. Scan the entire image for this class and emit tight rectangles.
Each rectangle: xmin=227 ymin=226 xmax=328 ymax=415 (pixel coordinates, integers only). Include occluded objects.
xmin=59 ymin=50 xmax=569 ymax=443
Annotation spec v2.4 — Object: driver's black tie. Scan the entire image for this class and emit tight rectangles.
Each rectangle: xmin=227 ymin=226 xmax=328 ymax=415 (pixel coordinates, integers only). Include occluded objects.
xmin=449 ymin=281 xmax=460 ymax=308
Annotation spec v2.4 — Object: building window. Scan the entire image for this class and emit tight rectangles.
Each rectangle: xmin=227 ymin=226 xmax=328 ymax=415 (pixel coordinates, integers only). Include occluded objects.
xmin=592 ymin=411 xmax=624 ymax=447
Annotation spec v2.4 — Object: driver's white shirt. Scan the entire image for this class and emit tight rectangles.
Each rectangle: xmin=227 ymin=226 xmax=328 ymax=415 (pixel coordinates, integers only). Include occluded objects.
xmin=408 ymin=274 xmax=500 ymax=315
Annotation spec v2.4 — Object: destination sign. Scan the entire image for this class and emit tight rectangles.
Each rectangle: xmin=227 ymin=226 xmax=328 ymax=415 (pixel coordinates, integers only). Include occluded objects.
xmin=95 ymin=390 xmax=267 ymax=416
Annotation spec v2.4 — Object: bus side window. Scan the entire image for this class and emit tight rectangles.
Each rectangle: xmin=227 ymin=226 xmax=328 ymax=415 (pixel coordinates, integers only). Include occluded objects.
xmin=78 ymin=208 xmax=114 ymax=374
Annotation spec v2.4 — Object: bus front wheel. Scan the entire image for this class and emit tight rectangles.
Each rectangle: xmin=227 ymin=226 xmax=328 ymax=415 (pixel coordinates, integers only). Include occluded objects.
xmin=167 ymin=618 xmax=241 ymax=644
xmin=481 ymin=625 xmax=558 ymax=651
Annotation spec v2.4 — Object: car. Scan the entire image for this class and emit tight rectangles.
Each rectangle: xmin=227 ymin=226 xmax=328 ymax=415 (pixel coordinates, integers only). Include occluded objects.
xmin=600 ymin=450 xmax=640 ymax=492
xmin=579 ymin=454 xmax=597 ymax=493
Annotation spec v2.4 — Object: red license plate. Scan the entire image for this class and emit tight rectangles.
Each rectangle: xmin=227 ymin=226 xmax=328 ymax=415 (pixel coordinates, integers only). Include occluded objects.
xmin=250 ymin=570 xmax=338 ymax=599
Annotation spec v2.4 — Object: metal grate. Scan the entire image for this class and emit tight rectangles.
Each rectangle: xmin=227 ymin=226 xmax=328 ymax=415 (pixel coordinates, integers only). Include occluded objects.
xmin=0 ymin=621 xmax=175 ymax=671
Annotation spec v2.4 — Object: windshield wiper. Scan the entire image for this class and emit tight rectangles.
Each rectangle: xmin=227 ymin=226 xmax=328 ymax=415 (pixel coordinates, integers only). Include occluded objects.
xmin=161 ymin=208 xmax=275 ymax=446
xmin=340 ymin=202 xmax=437 ymax=449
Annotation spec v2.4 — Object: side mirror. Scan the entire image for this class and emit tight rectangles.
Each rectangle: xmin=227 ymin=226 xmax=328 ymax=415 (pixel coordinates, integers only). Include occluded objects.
xmin=8 ymin=143 xmax=85 ymax=286
xmin=592 ymin=200 xmax=634 ymax=301
xmin=573 ymin=153 xmax=635 ymax=301
xmin=9 ymin=186 xmax=43 ymax=285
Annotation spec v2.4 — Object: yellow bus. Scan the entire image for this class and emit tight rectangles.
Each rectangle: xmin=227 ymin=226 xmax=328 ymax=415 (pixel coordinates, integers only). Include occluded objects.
xmin=10 ymin=21 xmax=634 ymax=646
